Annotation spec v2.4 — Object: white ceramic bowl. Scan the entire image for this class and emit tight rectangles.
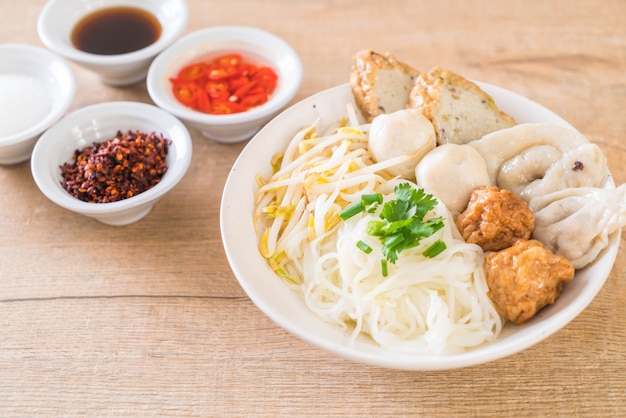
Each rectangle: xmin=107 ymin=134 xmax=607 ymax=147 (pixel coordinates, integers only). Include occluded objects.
xmin=147 ymin=26 xmax=303 ymax=143
xmin=0 ymin=44 xmax=75 ymax=165
xmin=221 ymin=83 xmax=621 ymax=370
xmin=31 ymin=101 xmax=192 ymax=226
xmin=37 ymin=0 xmax=188 ymax=86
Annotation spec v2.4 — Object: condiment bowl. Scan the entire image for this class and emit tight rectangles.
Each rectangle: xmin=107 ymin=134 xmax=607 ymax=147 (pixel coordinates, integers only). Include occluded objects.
xmin=31 ymin=101 xmax=192 ymax=226
xmin=0 ymin=44 xmax=75 ymax=165
xmin=147 ymin=26 xmax=303 ymax=143
xmin=37 ymin=0 xmax=188 ymax=86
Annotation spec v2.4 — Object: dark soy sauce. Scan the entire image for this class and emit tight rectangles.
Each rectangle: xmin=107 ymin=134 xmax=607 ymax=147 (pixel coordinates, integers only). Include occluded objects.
xmin=71 ymin=6 xmax=162 ymax=55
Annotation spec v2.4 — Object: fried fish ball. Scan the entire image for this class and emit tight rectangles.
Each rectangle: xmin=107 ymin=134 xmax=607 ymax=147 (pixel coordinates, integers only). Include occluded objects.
xmin=483 ymin=239 xmax=575 ymax=324
xmin=456 ymin=185 xmax=534 ymax=252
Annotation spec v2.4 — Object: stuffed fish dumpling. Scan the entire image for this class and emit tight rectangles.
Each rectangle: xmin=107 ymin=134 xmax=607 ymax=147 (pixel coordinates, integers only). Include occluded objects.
xmin=469 ymin=123 xmax=590 ymax=186
xmin=531 ymin=184 xmax=626 ymax=269
xmin=498 ymin=143 xmax=609 ymax=205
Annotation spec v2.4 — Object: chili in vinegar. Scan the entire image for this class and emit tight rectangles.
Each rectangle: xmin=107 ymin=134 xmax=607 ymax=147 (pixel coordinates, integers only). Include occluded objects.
xmin=169 ymin=53 xmax=279 ymax=114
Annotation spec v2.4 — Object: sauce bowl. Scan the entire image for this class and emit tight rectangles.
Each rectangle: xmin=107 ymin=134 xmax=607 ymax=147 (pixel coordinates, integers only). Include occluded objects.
xmin=37 ymin=0 xmax=188 ymax=86
xmin=147 ymin=26 xmax=303 ymax=143
xmin=0 ymin=44 xmax=75 ymax=165
xmin=31 ymin=101 xmax=192 ymax=226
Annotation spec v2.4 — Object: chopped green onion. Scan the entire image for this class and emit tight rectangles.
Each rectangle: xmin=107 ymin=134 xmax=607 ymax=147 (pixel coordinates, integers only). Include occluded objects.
xmin=356 ymin=240 xmax=372 ymax=254
xmin=362 ymin=193 xmax=383 ymax=212
xmin=381 ymin=259 xmax=388 ymax=277
xmin=340 ymin=193 xmax=384 ymax=220
xmin=361 ymin=193 xmax=383 ymax=205
xmin=423 ymin=240 xmax=447 ymax=258
xmin=339 ymin=201 xmax=364 ymax=220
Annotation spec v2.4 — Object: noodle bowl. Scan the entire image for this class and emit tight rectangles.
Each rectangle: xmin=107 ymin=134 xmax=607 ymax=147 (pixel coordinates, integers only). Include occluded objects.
xmin=222 ymin=83 xmax=620 ymax=369
xmin=254 ymin=108 xmax=502 ymax=354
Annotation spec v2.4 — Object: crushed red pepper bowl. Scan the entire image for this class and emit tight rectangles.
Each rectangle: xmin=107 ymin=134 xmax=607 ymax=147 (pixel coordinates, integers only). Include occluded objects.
xmin=30 ymin=101 xmax=192 ymax=226
xmin=146 ymin=26 xmax=303 ymax=144
xmin=37 ymin=0 xmax=188 ymax=86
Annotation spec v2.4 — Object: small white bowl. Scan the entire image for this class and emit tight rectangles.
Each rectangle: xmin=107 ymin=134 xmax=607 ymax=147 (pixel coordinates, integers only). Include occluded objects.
xmin=147 ymin=26 xmax=303 ymax=143
xmin=0 ymin=44 xmax=75 ymax=165
xmin=37 ymin=0 xmax=188 ymax=86
xmin=31 ymin=101 xmax=192 ymax=226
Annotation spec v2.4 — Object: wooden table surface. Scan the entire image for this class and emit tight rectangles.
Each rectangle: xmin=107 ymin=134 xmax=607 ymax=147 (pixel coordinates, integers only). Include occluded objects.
xmin=2 ymin=0 xmax=625 ymax=416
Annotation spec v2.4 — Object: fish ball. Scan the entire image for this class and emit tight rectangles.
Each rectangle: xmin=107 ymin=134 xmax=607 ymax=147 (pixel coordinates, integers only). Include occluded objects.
xmin=415 ymin=143 xmax=490 ymax=215
xmin=368 ymin=108 xmax=436 ymax=180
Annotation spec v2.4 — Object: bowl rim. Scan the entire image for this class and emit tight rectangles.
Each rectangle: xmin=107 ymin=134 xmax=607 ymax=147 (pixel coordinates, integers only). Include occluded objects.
xmin=30 ymin=100 xmax=192 ymax=215
xmin=220 ymin=82 xmax=621 ymax=370
xmin=0 ymin=43 xmax=75 ymax=146
xmin=146 ymin=25 xmax=303 ymax=125
xmin=36 ymin=0 xmax=189 ymax=65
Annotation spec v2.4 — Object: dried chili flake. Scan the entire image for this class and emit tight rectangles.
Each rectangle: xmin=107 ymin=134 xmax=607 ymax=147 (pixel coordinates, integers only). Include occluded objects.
xmin=60 ymin=130 xmax=171 ymax=203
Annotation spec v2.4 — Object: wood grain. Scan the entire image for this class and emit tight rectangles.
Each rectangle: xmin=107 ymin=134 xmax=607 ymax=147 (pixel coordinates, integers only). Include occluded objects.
xmin=1 ymin=0 xmax=625 ymax=415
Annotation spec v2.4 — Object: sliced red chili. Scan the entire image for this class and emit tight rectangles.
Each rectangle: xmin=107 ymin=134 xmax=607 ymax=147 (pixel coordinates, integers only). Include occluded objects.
xmin=216 ymin=53 xmax=243 ymax=68
xmin=172 ymin=82 xmax=199 ymax=107
xmin=169 ymin=53 xmax=279 ymax=115
xmin=253 ymin=67 xmax=278 ymax=93
xmin=196 ymin=89 xmax=212 ymax=113
xmin=231 ymin=80 xmax=258 ymax=102
xmin=246 ymin=87 xmax=265 ymax=96
xmin=239 ymin=63 xmax=257 ymax=78
xmin=211 ymin=101 xmax=246 ymax=114
xmin=208 ymin=66 xmax=242 ymax=80
xmin=254 ymin=66 xmax=278 ymax=79
xmin=205 ymin=80 xmax=230 ymax=101
xmin=241 ymin=93 xmax=267 ymax=108
xmin=258 ymin=78 xmax=277 ymax=94
xmin=229 ymin=76 xmax=249 ymax=91
xmin=176 ymin=62 xmax=209 ymax=81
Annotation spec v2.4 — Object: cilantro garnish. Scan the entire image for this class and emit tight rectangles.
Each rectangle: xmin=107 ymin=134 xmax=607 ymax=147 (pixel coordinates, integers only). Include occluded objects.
xmin=342 ymin=183 xmax=447 ymax=276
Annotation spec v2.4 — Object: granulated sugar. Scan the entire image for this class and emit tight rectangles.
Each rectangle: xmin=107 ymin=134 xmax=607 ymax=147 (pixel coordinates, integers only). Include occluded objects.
xmin=0 ymin=73 xmax=52 ymax=137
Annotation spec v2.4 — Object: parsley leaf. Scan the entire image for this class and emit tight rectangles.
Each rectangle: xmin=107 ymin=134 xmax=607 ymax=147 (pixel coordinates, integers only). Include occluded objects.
xmin=343 ymin=183 xmax=447 ymax=273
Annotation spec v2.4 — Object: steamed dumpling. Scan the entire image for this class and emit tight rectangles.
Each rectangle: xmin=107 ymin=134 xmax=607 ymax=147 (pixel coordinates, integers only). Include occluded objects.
xmin=415 ymin=143 xmax=490 ymax=215
xmin=498 ymin=143 xmax=609 ymax=204
xmin=368 ymin=108 xmax=436 ymax=180
xmin=469 ymin=123 xmax=590 ymax=185
xmin=496 ymin=145 xmax=562 ymax=195
xmin=531 ymin=184 xmax=626 ymax=269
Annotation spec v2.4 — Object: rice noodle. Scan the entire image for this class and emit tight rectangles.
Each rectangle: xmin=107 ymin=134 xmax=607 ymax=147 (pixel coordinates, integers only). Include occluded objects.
xmin=254 ymin=107 xmax=502 ymax=354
